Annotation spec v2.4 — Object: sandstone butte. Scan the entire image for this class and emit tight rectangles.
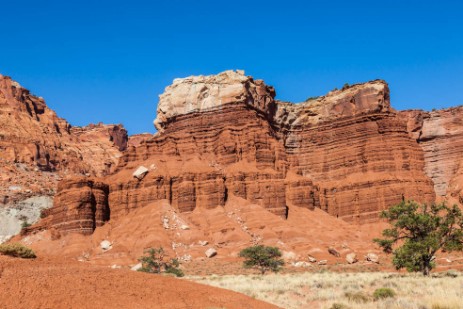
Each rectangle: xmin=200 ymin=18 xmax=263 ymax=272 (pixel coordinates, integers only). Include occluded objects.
xmin=1 ymin=70 xmax=463 ymax=275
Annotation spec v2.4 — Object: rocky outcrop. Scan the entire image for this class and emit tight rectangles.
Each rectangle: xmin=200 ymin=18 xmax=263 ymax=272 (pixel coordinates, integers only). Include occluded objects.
xmin=0 ymin=74 xmax=127 ymax=178
xmin=278 ymin=81 xmax=434 ymax=222
xmin=0 ymin=74 xmax=127 ymax=240
xmin=154 ymin=70 xmax=276 ymax=132
xmin=50 ymin=177 xmax=110 ymax=234
xmin=401 ymin=107 xmax=463 ymax=198
xmin=47 ymin=70 xmax=438 ymax=234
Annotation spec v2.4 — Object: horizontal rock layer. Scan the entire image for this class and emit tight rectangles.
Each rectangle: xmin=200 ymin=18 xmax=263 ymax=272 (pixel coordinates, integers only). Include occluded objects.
xmin=49 ymin=71 xmax=441 ymax=233
xmin=50 ymin=178 xmax=110 ymax=235
xmin=0 ymin=75 xmax=127 ymax=177
xmin=401 ymin=107 xmax=463 ymax=198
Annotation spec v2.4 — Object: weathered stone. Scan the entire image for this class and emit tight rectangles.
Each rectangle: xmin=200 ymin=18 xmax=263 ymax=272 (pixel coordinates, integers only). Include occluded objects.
xmin=130 ymin=263 xmax=142 ymax=271
xmin=133 ymin=166 xmax=149 ymax=180
xmin=366 ymin=253 xmax=379 ymax=263
xmin=346 ymin=253 xmax=358 ymax=264
xmin=328 ymin=247 xmax=341 ymax=257
xmin=293 ymin=261 xmax=311 ymax=268
xmin=318 ymin=260 xmax=328 ymax=265
xmin=100 ymin=240 xmax=112 ymax=251
xmin=205 ymin=248 xmax=217 ymax=258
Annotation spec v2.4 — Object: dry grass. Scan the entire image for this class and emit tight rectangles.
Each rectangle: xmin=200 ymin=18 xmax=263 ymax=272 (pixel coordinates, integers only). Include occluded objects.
xmin=189 ymin=271 xmax=463 ymax=309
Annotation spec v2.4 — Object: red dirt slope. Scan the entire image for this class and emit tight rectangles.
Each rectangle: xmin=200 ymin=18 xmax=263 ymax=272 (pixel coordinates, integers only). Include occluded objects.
xmin=0 ymin=256 xmax=279 ymax=309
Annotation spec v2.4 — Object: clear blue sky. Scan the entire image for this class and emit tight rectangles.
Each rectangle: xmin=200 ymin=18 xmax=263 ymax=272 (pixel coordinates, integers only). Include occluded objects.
xmin=1 ymin=0 xmax=462 ymax=134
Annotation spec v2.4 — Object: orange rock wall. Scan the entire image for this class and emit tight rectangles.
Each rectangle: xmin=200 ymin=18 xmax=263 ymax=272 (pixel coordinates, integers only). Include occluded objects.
xmin=50 ymin=178 xmax=110 ymax=234
xmin=47 ymin=72 xmax=443 ymax=234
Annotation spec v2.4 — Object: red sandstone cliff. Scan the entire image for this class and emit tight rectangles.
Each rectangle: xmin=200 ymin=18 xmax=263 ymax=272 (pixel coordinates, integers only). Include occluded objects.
xmin=0 ymin=74 xmax=127 ymax=238
xmin=401 ymin=107 xmax=463 ymax=204
xmin=46 ymin=70 xmax=438 ymax=235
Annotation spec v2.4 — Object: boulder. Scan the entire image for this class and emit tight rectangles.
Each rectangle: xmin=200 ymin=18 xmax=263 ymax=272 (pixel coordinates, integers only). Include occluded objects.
xmin=346 ymin=253 xmax=358 ymax=264
xmin=133 ymin=166 xmax=149 ymax=180
xmin=318 ymin=260 xmax=327 ymax=265
xmin=366 ymin=253 xmax=379 ymax=263
xmin=282 ymin=251 xmax=297 ymax=260
xmin=198 ymin=240 xmax=209 ymax=246
xmin=100 ymin=240 xmax=112 ymax=251
xmin=308 ymin=255 xmax=317 ymax=263
xmin=293 ymin=261 xmax=311 ymax=268
xmin=205 ymin=248 xmax=217 ymax=258
xmin=328 ymin=247 xmax=341 ymax=257
xmin=130 ymin=263 xmax=142 ymax=271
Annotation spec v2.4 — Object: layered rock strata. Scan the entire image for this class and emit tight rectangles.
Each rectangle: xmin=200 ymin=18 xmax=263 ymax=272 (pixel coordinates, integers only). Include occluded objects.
xmin=49 ymin=70 xmax=438 ymax=233
xmin=401 ymin=107 xmax=463 ymax=198
xmin=50 ymin=177 xmax=110 ymax=235
xmin=0 ymin=74 xmax=127 ymax=178
xmin=0 ymin=74 xmax=127 ymax=238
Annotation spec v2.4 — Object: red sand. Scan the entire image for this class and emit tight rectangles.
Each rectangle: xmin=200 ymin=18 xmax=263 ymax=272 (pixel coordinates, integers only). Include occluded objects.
xmin=0 ymin=256 xmax=279 ymax=309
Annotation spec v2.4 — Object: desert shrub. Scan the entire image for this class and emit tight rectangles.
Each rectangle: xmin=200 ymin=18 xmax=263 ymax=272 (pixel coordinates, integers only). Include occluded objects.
xmin=239 ymin=245 xmax=284 ymax=274
xmin=305 ymin=96 xmax=320 ymax=101
xmin=0 ymin=243 xmax=36 ymax=258
xmin=21 ymin=221 xmax=31 ymax=229
xmin=444 ymin=270 xmax=459 ymax=278
xmin=138 ymin=247 xmax=183 ymax=277
xmin=373 ymin=287 xmax=396 ymax=300
xmin=344 ymin=291 xmax=370 ymax=303
xmin=164 ymin=258 xmax=184 ymax=277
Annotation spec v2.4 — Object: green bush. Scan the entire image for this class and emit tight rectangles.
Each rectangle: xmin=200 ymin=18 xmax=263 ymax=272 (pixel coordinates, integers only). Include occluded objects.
xmin=239 ymin=245 xmax=284 ymax=274
xmin=0 ymin=243 xmax=36 ymax=259
xmin=138 ymin=247 xmax=184 ymax=277
xmin=21 ymin=221 xmax=31 ymax=229
xmin=373 ymin=287 xmax=396 ymax=300
xmin=305 ymin=96 xmax=320 ymax=101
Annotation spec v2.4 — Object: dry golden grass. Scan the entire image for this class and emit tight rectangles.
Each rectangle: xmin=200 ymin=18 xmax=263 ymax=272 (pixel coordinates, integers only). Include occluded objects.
xmin=190 ymin=271 xmax=463 ymax=309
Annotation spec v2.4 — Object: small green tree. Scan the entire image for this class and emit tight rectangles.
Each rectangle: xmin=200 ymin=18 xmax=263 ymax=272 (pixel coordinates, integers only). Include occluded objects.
xmin=239 ymin=245 xmax=284 ymax=274
xmin=138 ymin=247 xmax=184 ymax=277
xmin=374 ymin=201 xmax=463 ymax=276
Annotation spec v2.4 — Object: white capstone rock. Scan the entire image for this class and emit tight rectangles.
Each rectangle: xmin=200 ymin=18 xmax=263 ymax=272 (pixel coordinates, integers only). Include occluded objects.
xmin=198 ymin=240 xmax=208 ymax=246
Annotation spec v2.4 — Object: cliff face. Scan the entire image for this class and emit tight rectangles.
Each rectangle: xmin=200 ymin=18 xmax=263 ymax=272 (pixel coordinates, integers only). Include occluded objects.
xmin=0 ymin=74 xmax=127 ymax=241
xmin=0 ymin=75 xmax=128 ymax=178
xmin=278 ymin=82 xmax=435 ymax=222
xmin=401 ymin=107 xmax=463 ymax=200
xmin=48 ymin=70 xmax=438 ymax=234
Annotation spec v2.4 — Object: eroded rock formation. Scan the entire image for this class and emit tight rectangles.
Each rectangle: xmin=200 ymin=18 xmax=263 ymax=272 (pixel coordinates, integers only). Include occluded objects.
xmin=401 ymin=107 xmax=463 ymax=199
xmin=48 ymin=70 xmax=441 ymax=234
xmin=0 ymin=74 xmax=127 ymax=240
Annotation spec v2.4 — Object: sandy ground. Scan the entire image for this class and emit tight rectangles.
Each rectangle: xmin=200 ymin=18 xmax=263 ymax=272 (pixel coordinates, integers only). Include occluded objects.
xmin=0 ymin=256 xmax=279 ymax=309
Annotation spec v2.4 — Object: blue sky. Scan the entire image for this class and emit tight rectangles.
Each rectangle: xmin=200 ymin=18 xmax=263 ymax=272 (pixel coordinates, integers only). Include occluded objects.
xmin=1 ymin=0 xmax=462 ymax=134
